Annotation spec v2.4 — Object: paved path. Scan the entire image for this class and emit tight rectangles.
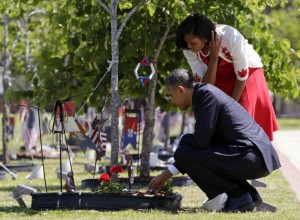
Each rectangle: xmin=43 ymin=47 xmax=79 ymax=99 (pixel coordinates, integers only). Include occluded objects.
xmin=273 ymin=130 xmax=300 ymax=201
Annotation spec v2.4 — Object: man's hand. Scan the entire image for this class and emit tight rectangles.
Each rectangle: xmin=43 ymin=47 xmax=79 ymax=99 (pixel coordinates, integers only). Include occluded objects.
xmin=148 ymin=169 xmax=173 ymax=192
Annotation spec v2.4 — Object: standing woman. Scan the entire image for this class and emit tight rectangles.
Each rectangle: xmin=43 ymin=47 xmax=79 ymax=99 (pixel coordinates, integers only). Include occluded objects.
xmin=176 ymin=13 xmax=278 ymax=141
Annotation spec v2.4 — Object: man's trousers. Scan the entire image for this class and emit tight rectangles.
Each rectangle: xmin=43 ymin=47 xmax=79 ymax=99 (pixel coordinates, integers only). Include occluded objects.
xmin=174 ymin=142 xmax=269 ymax=199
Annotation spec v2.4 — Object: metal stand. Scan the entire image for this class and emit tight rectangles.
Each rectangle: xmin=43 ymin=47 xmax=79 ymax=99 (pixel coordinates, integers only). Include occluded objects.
xmin=51 ymin=100 xmax=74 ymax=192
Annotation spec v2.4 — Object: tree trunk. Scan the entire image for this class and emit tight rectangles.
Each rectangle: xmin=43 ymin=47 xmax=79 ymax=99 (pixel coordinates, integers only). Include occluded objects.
xmin=109 ymin=0 xmax=120 ymax=168
xmin=2 ymin=14 xmax=10 ymax=164
xmin=140 ymin=67 xmax=157 ymax=178
xmin=164 ymin=111 xmax=170 ymax=150
xmin=97 ymin=0 xmax=146 ymax=172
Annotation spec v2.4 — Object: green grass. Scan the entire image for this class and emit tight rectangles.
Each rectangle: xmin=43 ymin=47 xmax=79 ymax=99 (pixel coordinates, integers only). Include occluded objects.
xmin=0 ymin=166 xmax=299 ymax=219
xmin=0 ymin=115 xmax=300 ymax=219
xmin=277 ymin=118 xmax=300 ymax=130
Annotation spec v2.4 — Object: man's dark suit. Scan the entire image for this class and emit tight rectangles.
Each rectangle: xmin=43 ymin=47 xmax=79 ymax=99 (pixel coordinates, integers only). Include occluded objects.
xmin=173 ymin=83 xmax=281 ymax=199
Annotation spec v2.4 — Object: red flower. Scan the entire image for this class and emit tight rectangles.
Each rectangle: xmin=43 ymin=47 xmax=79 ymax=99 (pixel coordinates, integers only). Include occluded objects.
xmin=109 ymin=165 xmax=124 ymax=173
xmin=98 ymin=173 xmax=110 ymax=182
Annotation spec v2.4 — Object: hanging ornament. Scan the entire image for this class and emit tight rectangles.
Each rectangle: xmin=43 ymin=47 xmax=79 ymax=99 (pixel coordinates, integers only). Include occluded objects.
xmin=134 ymin=55 xmax=155 ymax=87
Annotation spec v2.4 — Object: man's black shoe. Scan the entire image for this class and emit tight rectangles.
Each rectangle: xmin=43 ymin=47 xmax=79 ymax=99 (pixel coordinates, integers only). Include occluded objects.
xmin=222 ymin=193 xmax=255 ymax=212
xmin=251 ymin=191 xmax=263 ymax=207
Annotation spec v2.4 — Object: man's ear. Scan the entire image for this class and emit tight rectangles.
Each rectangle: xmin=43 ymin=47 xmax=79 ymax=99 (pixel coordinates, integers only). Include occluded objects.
xmin=178 ymin=86 xmax=185 ymax=93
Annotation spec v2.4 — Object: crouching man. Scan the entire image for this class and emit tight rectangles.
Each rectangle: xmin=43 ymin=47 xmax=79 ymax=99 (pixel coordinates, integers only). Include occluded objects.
xmin=148 ymin=69 xmax=280 ymax=212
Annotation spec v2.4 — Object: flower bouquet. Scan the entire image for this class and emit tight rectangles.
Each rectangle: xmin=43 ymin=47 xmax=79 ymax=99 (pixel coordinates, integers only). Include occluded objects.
xmin=92 ymin=165 xmax=174 ymax=196
xmin=92 ymin=165 xmax=126 ymax=194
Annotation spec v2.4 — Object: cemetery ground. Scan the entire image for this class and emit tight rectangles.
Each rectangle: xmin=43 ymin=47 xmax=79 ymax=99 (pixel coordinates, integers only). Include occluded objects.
xmin=0 ymin=117 xmax=299 ymax=219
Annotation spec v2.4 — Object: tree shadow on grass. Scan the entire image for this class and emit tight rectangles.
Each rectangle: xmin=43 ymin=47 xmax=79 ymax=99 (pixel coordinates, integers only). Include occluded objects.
xmin=174 ymin=207 xmax=209 ymax=214
xmin=0 ymin=186 xmax=16 ymax=192
xmin=137 ymin=207 xmax=207 ymax=214
xmin=0 ymin=206 xmax=38 ymax=215
xmin=0 ymin=203 xmax=208 ymax=215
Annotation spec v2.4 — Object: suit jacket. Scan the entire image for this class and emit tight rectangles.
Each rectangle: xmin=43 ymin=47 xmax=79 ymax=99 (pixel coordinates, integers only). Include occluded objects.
xmin=180 ymin=83 xmax=281 ymax=173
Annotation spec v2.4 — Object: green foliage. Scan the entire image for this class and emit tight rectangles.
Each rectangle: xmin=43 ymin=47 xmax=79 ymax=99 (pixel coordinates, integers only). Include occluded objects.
xmin=119 ymin=1 xmax=133 ymax=11
xmin=244 ymin=11 xmax=300 ymax=100
xmin=160 ymin=179 xmax=173 ymax=194
xmin=2 ymin=0 xmax=300 ymax=109
xmin=147 ymin=1 xmax=157 ymax=16
xmin=92 ymin=181 xmax=125 ymax=194
xmin=243 ymin=0 xmax=289 ymax=11
xmin=269 ymin=7 xmax=300 ymax=50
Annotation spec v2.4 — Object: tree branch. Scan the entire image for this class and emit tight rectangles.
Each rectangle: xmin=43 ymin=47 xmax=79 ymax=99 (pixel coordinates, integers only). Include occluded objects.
xmin=7 ymin=22 xmax=21 ymax=69
xmin=96 ymin=0 xmax=112 ymax=15
xmin=27 ymin=9 xmax=45 ymax=18
xmin=116 ymin=0 xmax=147 ymax=40
xmin=17 ymin=20 xmax=25 ymax=34
xmin=153 ymin=20 xmax=174 ymax=62
xmin=166 ymin=33 xmax=176 ymax=40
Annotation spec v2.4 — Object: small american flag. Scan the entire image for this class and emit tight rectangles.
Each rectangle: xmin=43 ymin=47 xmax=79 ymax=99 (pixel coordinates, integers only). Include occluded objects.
xmin=89 ymin=116 xmax=100 ymax=146
xmin=89 ymin=129 xmax=100 ymax=147
xmin=100 ymin=131 xmax=107 ymax=149
xmin=91 ymin=116 xmax=98 ymax=130
xmin=95 ymin=131 xmax=107 ymax=161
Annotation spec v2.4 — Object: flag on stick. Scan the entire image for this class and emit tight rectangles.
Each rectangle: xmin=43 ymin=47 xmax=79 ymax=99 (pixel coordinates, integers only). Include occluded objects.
xmin=100 ymin=131 xmax=107 ymax=149
xmin=122 ymin=116 xmax=138 ymax=150
xmin=53 ymin=101 xmax=79 ymax=133
xmin=88 ymin=116 xmax=100 ymax=146
xmin=70 ymin=119 xmax=98 ymax=153
xmin=96 ymin=131 xmax=107 ymax=161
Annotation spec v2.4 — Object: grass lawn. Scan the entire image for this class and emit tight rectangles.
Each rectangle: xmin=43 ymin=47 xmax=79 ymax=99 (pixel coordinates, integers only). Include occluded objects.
xmin=0 ymin=166 xmax=299 ymax=219
xmin=277 ymin=117 xmax=300 ymax=130
xmin=0 ymin=116 xmax=299 ymax=219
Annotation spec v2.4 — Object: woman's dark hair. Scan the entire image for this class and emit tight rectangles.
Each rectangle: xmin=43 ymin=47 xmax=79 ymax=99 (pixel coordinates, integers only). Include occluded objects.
xmin=176 ymin=14 xmax=216 ymax=49
xmin=166 ymin=69 xmax=195 ymax=89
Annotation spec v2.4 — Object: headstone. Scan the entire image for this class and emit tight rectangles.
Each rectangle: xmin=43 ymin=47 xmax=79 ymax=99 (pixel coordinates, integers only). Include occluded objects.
xmin=150 ymin=152 xmax=159 ymax=167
